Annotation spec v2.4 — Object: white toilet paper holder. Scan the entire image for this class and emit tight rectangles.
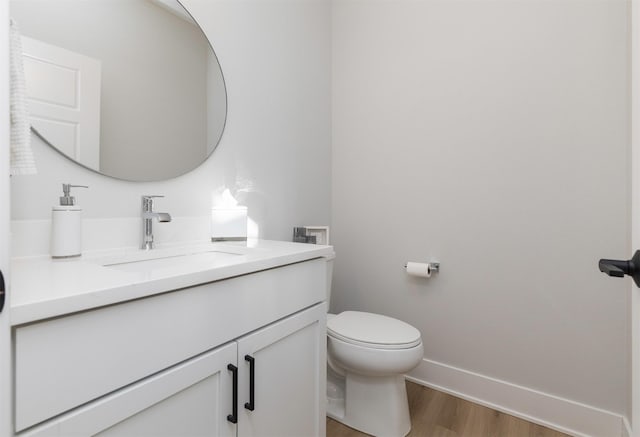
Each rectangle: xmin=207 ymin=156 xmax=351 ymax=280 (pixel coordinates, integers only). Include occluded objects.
xmin=404 ymin=262 xmax=440 ymax=273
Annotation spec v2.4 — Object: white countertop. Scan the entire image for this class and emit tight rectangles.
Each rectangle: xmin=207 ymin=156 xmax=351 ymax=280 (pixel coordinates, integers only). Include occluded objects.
xmin=10 ymin=239 xmax=334 ymax=326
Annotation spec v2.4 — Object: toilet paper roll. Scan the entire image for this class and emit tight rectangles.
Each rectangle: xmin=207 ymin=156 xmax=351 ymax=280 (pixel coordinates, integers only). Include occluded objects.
xmin=405 ymin=262 xmax=431 ymax=278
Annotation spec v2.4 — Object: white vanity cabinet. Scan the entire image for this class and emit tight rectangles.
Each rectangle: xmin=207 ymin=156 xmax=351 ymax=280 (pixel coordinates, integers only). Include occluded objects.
xmin=13 ymin=254 xmax=328 ymax=437
xmin=236 ymin=303 xmax=326 ymax=437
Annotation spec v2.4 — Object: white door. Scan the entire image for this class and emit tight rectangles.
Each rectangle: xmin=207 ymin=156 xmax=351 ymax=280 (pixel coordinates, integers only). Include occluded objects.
xmin=21 ymin=36 xmax=101 ymax=170
xmin=0 ymin=1 xmax=12 ymax=435
xmin=632 ymin=1 xmax=640 ymax=435
xmin=237 ymin=304 xmax=326 ymax=437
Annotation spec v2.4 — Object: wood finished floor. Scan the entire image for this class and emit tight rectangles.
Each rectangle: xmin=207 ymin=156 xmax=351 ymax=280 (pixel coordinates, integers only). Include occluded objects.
xmin=326 ymin=382 xmax=569 ymax=437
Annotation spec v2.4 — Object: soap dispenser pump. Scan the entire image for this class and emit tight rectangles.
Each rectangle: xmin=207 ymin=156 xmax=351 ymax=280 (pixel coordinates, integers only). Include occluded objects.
xmin=51 ymin=183 xmax=88 ymax=258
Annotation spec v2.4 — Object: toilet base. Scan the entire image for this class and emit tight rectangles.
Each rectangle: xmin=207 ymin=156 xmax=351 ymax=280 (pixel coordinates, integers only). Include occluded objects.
xmin=327 ymin=368 xmax=346 ymax=419
xmin=327 ymin=372 xmax=411 ymax=437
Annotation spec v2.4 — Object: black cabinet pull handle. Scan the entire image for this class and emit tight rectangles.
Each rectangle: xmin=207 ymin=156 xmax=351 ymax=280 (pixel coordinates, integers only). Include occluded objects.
xmin=0 ymin=269 xmax=5 ymax=314
xmin=227 ymin=364 xmax=238 ymax=423
xmin=244 ymin=355 xmax=255 ymax=411
xmin=599 ymin=250 xmax=640 ymax=287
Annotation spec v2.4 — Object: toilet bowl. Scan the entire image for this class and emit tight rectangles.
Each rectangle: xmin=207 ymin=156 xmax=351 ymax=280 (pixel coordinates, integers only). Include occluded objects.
xmin=326 ymin=311 xmax=423 ymax=437
xmin=324 ymin=253 xmax=423 ymax=437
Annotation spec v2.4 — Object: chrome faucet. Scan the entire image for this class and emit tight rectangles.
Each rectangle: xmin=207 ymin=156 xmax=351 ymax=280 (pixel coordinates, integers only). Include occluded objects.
xmin=141 ymin=195 xmax=172 ymax=250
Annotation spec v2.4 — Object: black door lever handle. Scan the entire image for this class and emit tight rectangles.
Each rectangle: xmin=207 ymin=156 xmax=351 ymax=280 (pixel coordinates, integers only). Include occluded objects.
xmin=599 ymin=262 xmax=625 ymax=277
xmin=599 ymin=250 xmax=640 ymax=286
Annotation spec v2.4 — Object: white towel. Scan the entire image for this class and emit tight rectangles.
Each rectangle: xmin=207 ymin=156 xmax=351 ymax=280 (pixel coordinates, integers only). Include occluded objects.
xmin=9 ymin=18 xmax=36 ymax=176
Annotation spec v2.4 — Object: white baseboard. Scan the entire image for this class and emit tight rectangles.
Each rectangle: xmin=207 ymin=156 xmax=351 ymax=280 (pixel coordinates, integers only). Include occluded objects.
xmin=406 ymin=358 xmax=625 ymax=437
xmin=623 ymin=417 xmax=632 ymax=437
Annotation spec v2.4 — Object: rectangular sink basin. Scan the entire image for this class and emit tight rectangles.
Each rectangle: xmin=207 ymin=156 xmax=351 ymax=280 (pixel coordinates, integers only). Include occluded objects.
xmin=104 ymin=250 xmax=241 ymax=276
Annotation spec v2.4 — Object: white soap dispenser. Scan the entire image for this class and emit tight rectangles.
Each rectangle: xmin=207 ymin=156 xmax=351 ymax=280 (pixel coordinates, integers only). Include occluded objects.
xmin=51 ymin=183 xmax=89 ymax=258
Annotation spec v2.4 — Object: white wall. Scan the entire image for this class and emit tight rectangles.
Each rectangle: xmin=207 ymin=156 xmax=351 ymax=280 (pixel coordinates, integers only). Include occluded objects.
xmin=10 ymin=0 xmax=331 ymax=251
xmin=331 ymin=0 xmax=630 ymax=430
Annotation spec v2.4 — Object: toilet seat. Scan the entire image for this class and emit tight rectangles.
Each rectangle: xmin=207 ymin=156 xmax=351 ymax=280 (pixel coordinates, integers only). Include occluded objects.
xmin=327 ymin=311 xmax=421 ymax=350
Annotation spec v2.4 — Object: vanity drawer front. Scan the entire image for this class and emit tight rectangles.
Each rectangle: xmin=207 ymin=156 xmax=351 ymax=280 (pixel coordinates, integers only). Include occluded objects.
xmin=15 ymin=258 xmax=325 ymax=432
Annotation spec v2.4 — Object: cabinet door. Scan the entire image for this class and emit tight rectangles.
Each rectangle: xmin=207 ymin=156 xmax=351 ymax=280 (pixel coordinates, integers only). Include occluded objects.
xmin=237 ymin=303 xmax=327 ymax=437
xmin=22 ymin=343 xmax=237 ymax=437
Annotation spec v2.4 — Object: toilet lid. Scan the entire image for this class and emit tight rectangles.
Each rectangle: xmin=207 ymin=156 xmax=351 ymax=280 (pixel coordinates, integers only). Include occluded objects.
xmin=327 ymin=311 xmax=422 ymax=349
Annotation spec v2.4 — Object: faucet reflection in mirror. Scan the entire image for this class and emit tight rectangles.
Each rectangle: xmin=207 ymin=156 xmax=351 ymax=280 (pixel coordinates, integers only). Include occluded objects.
xmin=141 ymin=195 xmax=172 ymax=250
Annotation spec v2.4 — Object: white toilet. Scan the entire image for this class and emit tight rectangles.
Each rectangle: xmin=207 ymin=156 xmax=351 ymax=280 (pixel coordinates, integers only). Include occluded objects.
xmin=325 ymin=254 xmax=423 ymax=437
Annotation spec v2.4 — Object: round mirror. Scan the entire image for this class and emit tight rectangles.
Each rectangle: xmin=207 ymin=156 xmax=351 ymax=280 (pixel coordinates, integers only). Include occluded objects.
xmin=10 ymin=0 xmax=227 ymax=181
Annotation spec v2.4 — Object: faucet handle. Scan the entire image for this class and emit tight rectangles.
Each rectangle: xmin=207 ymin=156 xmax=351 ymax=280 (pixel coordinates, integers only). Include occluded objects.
xmin=142 ymin=195 xmax=165 ymax=200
